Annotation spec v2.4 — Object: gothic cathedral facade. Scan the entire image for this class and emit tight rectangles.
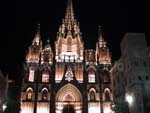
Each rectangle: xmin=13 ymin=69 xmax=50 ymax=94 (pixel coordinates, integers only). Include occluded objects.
xmin=20 ymin=0 xmax=113 ymax=113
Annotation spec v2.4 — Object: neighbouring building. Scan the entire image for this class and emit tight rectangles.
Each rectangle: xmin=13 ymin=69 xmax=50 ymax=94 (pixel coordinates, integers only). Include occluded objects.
xmin=20 ymin=0 xmax=114 ymax=113
xmin=111 ymin=33 xmax=150 ymax=113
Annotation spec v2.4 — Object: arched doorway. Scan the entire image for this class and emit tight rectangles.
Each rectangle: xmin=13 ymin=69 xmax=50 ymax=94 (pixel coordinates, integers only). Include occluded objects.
xmin=55 ymin=83 xmax=82 ymax=113
xmin=62 ymin=104 xmax=75 ymax=113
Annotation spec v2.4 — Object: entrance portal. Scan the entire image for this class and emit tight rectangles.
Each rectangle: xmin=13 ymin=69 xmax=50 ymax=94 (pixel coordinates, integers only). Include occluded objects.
xmin=55 ymin=83 xmax=82 ymax=113
xmin=62 ymin=105 xmax=75 ymax=113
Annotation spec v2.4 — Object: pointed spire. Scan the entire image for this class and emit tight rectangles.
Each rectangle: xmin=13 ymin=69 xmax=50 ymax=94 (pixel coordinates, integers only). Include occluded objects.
xmin=32 ymin=23 xmax=41 ymax=45
xmin=65 ymin=0 xmax=74 ymax=20
xmin=37 ymin=23 xmax=40 ymax=32
xmin=98 ymin=26 xmax=106 ymax=47
xmin=57 ymin=0 xmax=81 ymax=38
xmin=98 ymin=25 xmax=103 ymax=41
xmin=64 ymin=0 xmax=75 ymax=30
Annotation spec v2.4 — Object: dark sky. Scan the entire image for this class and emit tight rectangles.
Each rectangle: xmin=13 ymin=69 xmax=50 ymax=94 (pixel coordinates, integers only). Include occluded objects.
xmin=0 ymin=0 xmax=148 ymax=81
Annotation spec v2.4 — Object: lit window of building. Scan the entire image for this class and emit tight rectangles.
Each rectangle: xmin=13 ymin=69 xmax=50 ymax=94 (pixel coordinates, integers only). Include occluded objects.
xmin=90 ymin=90 xmax=96 ymax=101
xmin=102 ymin=70 xmax=110 ymax=83
xmin=88 ymin=71 xmax=95 ymax=83
xmin=42 ymin=88 xmax=48 ymax=101
xmin=29 ymin=70 xmax=35 ymax=82
xmin=42 ymin=72 xmax=49 ymax=83
xmin=104 ymin=88 xmax=111 ymax=101
xmin=26 ymin=88 xmax=33 ymax=100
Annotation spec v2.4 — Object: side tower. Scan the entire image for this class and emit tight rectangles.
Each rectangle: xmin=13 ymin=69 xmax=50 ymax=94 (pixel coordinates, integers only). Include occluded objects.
xmin=96 ymin=28 xmax=113 ymax=113
xmin=85 ymin=49 xmax=101 ymax=113
xmin=20 ymin=25 xmax=53 ymax=113
xmin=54 ymin=0 xmax=84 ymax=113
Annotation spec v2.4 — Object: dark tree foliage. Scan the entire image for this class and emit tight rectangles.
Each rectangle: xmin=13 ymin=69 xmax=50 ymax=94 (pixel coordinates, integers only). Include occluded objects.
xmin=4 ymin=84 xmax=20 ymax=113
xmin=143 ymin=95 xmax=150 ymax=113
xmin=112 ymin=100 xmax=130 ymax=113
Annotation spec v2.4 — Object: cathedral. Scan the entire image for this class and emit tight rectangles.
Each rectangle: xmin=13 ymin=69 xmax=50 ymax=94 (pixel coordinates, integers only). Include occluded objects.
xmin=20 ymin=0 xmax=113 ymax=113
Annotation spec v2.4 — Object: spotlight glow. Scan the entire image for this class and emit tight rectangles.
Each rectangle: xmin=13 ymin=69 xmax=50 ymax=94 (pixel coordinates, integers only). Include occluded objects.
xmin=126 ymin=95 xmax=133 ymax=105
xmin=2 ymin=104 xmax=7 ymax=111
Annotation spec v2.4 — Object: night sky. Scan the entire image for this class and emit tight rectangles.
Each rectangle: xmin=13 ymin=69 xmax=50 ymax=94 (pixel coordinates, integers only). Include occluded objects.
xmin=0 ymin=0 xmax=148 ymax=81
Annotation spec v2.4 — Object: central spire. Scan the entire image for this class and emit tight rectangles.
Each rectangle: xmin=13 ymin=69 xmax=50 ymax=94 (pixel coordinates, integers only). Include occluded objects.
xmin=63 ymin=0 xmax=76 ymax=31
xmin=65 ymin=0 xmax=74 ymax=23
xmin=57 ymin=0 xmax=81 ymax=37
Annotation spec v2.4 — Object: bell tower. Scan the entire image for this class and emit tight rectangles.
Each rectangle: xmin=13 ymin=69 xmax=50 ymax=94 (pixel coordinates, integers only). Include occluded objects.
xmin=26 ymin=24 xmax=42 ymax=64
xmin=96 ymin=27 xmax=113 ymax=113
xmin=20 ymin=24 xmax=53 ymax=113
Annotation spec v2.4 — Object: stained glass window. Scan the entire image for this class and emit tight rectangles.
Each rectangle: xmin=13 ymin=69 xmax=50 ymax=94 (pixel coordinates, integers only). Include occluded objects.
xmin=88 ymin=71 xmax=95 ymax=83
xmin=42 ymin=89 xmax=48 ymax=101
xmin=26 ymin=88 xmax=33 ymax=100
xmin=29 ymin=70 xmax=35 ymax=82
xmin=42 ymin=72 xmax=49 ymax=83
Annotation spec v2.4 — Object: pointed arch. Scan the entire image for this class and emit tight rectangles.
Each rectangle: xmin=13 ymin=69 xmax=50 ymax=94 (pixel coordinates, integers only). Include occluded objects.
xmin=41 ymin=87 xmax=48 ymax=101
xmin=104 ymin=88 xmax=111 ymax=101
xmin=26 ymin=87 xmax=33 ymax=100
xmin=67 ymin=37 xmax=72 ymax=51
xmin=55 ymin=83 xmax=82 ymax=113
xmin=56 ymin=83 xmax=82 ymax=102
xmin=102 ymin=69 xmax=111 ymax=83
xmin=89 ymin=88 xmax=96 ymax=101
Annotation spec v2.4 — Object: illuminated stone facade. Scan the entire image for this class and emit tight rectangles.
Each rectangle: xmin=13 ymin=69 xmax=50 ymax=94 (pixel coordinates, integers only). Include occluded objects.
xmin=20 ymin=0 xmax=113 ymax=113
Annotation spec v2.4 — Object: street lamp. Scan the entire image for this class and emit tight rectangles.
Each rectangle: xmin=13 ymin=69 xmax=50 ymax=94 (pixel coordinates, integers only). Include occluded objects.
xmin=2 ymin=104 xmax=7 ymax=112
xmin=126 ymin=94 xmax=133 ymax=105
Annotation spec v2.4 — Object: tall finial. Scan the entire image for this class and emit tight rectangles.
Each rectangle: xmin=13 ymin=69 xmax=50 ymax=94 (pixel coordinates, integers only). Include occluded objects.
xmin=99 ymin=25 xmax=102 ymax=32
xmin=47 ymin=39 xmax=50 ymax=44
xmin=98 ymin=25 xmax=104 ymax=42
xmin=37 ymin=23 xmax=40 ymax=32
xmin=98 ymin=25 xmax=106 ymax=47
xmin=32 ymin=23 xmax=41 ymax=45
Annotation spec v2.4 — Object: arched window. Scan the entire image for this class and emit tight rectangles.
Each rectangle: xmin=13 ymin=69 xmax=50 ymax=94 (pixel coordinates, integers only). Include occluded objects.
xmin=102 ymin=70 xmax=110 ymax=83
xmin=67 ymin=37 xmax=72 ymax=51
xmin=26 ymin=88 xmax=33 ymax=100
xmin=28 ymin=69 xmax=35 ymax=82
xmin=41 ymin=88 xmax=48 ymax=101
xmin=42 ymin=71 xmax=49 ymax=83
xmin=88 ymin=70 xmax=96 ymax=83
xmin=104 ymin=88 xmax=111 ymax=101
xmin=89 ymin=88 xmax=96 ymax=101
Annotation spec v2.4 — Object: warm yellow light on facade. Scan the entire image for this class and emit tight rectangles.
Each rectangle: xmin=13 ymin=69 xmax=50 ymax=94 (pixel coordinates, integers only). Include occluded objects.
xmin=104 ymin=107 xmax=112 ymax=113
xmin=89 ymin=106 xmax=100 ymax=113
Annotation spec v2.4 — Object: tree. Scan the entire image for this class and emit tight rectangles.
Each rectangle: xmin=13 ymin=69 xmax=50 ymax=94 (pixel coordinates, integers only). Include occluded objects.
xmin=112 ymin=100 xmax=130 ymax=113
xmin=4 ymin=84 xmax=20 ymax=113
xmin=143 ymin=95 xmax=150 ymax=113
